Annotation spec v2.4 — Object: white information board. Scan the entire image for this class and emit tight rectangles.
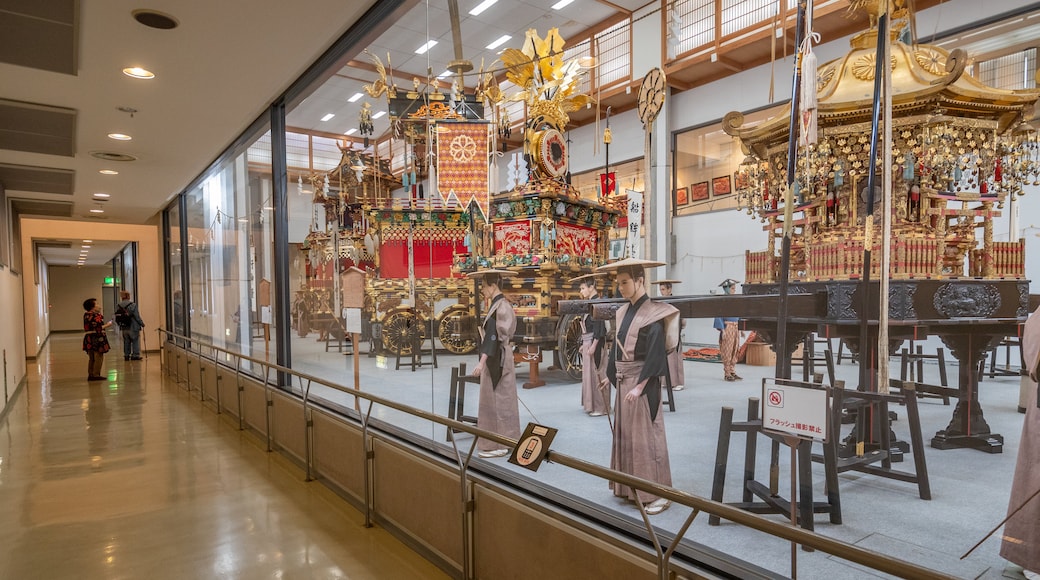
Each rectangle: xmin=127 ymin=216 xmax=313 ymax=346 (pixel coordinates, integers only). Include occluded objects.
xmin=343 ymin=307 xmax=363 ymax=334
xmin=761 ymin=378 xmax=829 ymax=442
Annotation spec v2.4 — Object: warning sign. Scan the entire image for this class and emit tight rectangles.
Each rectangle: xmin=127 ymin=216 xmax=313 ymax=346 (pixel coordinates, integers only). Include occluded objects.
xmin=761 ymin=378 xmax=829 ymax=442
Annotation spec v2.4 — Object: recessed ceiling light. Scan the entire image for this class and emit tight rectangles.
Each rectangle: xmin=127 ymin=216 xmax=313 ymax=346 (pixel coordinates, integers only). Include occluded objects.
xmin=345 ymin=128 xmax=358 ymax=135
xmin=99 ymin=169 xmax=119 ymax=175
xmin=90 ymin=208 xmax=105 ymax=214
xmin=122 ymin=67 xmax=155 ymax=79
xmin=107 ymin=133 xmax=132 ymax=141
xmin=348 ymin=92 xmax=364 ymax=103
xmin=93 ymin=193 xmax=111 ymax=199
xmin=83 ymin=239 xmax=93 ymax=243
xmin=320 ymin=113 xmax=335 ymax=122
xmin=552 ymin=0 xmax=575 ymax=8
xmin=486 ymin=35 xmax=512 ymax=50
xmin=372 ymin=111 xmax=386 ymax=119
xmin=437 ymin=70 xmax=453 ymax=79
xmin=469 ymin=0 xmax=498 ymax=15
xmin=81 ymin=245 xmax=91 ymax=248
xmin=415 ymin=40 xmax=437 ymax=54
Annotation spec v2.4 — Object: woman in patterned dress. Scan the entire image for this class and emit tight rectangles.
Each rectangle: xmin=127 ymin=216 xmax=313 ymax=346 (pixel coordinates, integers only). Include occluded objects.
xmin=83 ymin=297 xmax=113 ymax=380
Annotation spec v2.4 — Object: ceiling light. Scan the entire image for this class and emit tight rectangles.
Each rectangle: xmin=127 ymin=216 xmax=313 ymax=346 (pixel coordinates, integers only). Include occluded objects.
xmin=348 ymin=92 xmax=364 ymax=103
xmin=437 ymin=70 xmax=453 ymax=79
xmin=122 ymin=67 xmax=155 ymax=79
xmin=415 ymin=40 xmax=437 ymax=54
xmin=90 ymin=208 xmax=105 ymax=214
xmin=93 ymin=193 xmax=111 ymax=199
xmin=372 ymin=111 xmax=386 ymax=119
xmin=552 ymin=0 xmax=575 ymax=8
xmin=99 ymin=169 xmax=119 ymax=175
xmin=486 ymin=35 xmax=512 ymax=50
xmin=345 ymin=128 xmax=358 ymax=135
xmin=107 ymin=133 xmax=132 ymax=141
xmin=320 ymin=113 xmax=335 ymax=122
xmin=469 ymin=0 xmax=498 ymax=15
xmin=83 ymin=240 xmax=93 ymax=243
xmin=81 ymin=245 xmax=91 ymax=248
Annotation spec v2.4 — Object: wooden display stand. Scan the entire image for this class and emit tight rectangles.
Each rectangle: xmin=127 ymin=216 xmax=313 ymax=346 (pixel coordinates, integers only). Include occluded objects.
xmin=517 ymin=345 xmax=545 ymax=389
xmin=710 ymin=380 xmax=931 ymax=530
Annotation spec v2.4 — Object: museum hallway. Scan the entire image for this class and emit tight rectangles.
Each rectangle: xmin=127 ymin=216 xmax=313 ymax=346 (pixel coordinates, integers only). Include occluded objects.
xmin=0 ymin=333 xmax=446 ymax=579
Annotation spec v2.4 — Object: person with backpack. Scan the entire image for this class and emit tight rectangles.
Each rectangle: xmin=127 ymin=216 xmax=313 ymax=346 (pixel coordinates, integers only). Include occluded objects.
xmin=115 ymin=291 xmax=146 ymax=361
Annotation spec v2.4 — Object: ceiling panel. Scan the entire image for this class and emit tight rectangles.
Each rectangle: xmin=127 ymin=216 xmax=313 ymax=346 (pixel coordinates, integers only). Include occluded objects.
xmin=11 ymin=198 xmax=73 ymax=217
xmin=0 ymin=99 xmax=77 ymax=157
xmin=0 ymin=0 xmax=77 ymax=74
xmin=0 ymin=163 xmax=75 ymax=195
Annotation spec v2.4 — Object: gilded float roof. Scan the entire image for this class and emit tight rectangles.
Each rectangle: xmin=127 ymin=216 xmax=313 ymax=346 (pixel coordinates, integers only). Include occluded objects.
xmin=724 ymin=22 xmax=1040 ymax=152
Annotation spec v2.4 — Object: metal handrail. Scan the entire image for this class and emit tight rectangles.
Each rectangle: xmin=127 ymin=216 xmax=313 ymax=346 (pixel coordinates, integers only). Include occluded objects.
xmin=156 ymin=327 xmax=955 ymax=580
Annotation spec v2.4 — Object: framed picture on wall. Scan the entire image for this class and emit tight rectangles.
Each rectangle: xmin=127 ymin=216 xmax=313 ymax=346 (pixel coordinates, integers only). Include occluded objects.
xmin=734 ymin=171 xmax=749 ymax=191
xmin=690 ymin=181 xmax=709 ymax=202
xmin=675 ymin=187 xmax=689 ymax=207
xmin=712 ymin=175 xmax=732 ymax=196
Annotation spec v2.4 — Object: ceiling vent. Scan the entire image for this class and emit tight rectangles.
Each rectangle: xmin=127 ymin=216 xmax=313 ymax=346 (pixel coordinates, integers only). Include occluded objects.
xmin=132 ymin=10 xmax=179 ymax=30
xmin=89 ymin=151 xmax=138 ymax=162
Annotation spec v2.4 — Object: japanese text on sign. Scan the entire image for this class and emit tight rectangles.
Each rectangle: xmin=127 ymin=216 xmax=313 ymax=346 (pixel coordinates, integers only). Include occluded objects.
xmin=761 ymin=379 xmax=829 ymax=442
xmin=624 ymin=189 xmax=643 ymax=259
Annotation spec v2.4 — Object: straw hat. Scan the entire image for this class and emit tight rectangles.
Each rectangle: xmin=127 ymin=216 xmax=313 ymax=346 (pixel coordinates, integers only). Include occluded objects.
xmin=568 ymin=272 xmax=608 ymax=284
xmin=467 ymin=268 xmax=518 ymax=280
xmin=650 ymin=279 xmax=681 ymax=285
xmin=595 ymin=257 xmax=666 ymax=273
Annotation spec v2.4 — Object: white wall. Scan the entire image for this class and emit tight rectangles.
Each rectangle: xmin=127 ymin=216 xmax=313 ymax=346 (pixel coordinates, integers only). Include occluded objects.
xmin=0 ymin=265 xmax=27 ymax=415
xmin=20 ymin=219 xmax=163 ymax=358
xmin=47 ymin=266 xmax=113 ymax=332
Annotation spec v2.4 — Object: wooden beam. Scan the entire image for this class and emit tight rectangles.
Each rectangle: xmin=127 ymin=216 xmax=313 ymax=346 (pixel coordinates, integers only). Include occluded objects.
xmin=558 ymin=292 xmax=827 ymax=320
xmin=590 ymin=0 xmax=632 ymax=15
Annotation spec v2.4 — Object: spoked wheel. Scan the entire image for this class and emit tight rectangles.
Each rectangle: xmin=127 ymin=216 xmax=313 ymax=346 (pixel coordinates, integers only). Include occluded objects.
xmin=558 ymin=314 xmax=584 ymax=381
xmin=382 ymin=308 xmax=426 ymax=356
xmin=436 ymin=305 xmax=477 ymax=355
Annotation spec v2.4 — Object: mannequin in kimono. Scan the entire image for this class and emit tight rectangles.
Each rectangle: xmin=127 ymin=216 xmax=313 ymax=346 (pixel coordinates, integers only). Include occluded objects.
xmin=1001 ymin=304 xmax=1040 ymax=578
xmin=469 ymin=269 xmax=521 ymax=458
xmin=571 ymin=273 xmax=609 ymax=417
xmin=598 ymin=258 xmax=678 ymax=515
xmin=651 ymin=279 xmax=685 ymax=391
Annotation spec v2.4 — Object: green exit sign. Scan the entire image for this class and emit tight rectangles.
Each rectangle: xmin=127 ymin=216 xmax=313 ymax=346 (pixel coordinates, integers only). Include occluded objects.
xmin=105 ymin=276 xmax=114 ymax=285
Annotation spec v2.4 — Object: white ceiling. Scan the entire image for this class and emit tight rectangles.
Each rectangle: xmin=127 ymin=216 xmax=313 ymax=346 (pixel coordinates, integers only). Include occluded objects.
xmin=36 ymin=238 xmax=129 ymax=268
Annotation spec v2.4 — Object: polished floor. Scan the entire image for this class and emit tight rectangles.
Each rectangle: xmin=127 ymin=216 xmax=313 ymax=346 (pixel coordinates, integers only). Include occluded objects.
xmin=0 ymin=333 xmax=448 ymax=579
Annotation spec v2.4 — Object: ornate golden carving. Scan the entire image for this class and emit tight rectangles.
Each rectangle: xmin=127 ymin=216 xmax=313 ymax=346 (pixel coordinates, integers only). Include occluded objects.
xmin=851 ymin=53 xmax=897 ymax=81
xmin=914 ymin=48 xmax=946 ymax=75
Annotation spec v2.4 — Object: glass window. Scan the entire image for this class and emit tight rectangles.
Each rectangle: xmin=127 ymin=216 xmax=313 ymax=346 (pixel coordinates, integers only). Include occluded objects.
xmin=166 ymin=200 xmax=185 ymax=338
xmin=183 ymin=127 xmax=274 ymax=359
xmin=673 ymin=103 xmax=784 ymax=216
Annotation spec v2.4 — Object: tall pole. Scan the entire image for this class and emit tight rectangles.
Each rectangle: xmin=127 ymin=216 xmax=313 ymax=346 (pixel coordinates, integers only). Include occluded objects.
xmin=774 ymin=0 xmax=808 ymax=381
xmin=858 ymin=12 xmax=888 ymax=395
xmin=878 ymin=4 xmax=893 ymax=395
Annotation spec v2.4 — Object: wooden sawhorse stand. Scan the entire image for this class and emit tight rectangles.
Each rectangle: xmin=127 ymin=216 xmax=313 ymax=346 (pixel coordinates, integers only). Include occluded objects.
xmin=446 ymin=363 xmax=479 ymax=440
xmin=709 ymin=397 xmax=841 ymax=530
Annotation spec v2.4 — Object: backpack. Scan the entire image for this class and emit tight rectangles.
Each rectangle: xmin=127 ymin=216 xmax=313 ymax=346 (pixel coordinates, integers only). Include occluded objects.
xmin=115 ymin=304 xmax=133 ymax=328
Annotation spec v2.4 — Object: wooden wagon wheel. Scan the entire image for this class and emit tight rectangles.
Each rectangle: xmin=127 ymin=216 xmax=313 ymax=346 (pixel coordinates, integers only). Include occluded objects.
xmin=436 ymin=304 xmax=477 ymax=355
xmin=382 ymin=307 xmax=426 ymax=356
xmin=557 ymin=313 xmax=584 ymax=381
